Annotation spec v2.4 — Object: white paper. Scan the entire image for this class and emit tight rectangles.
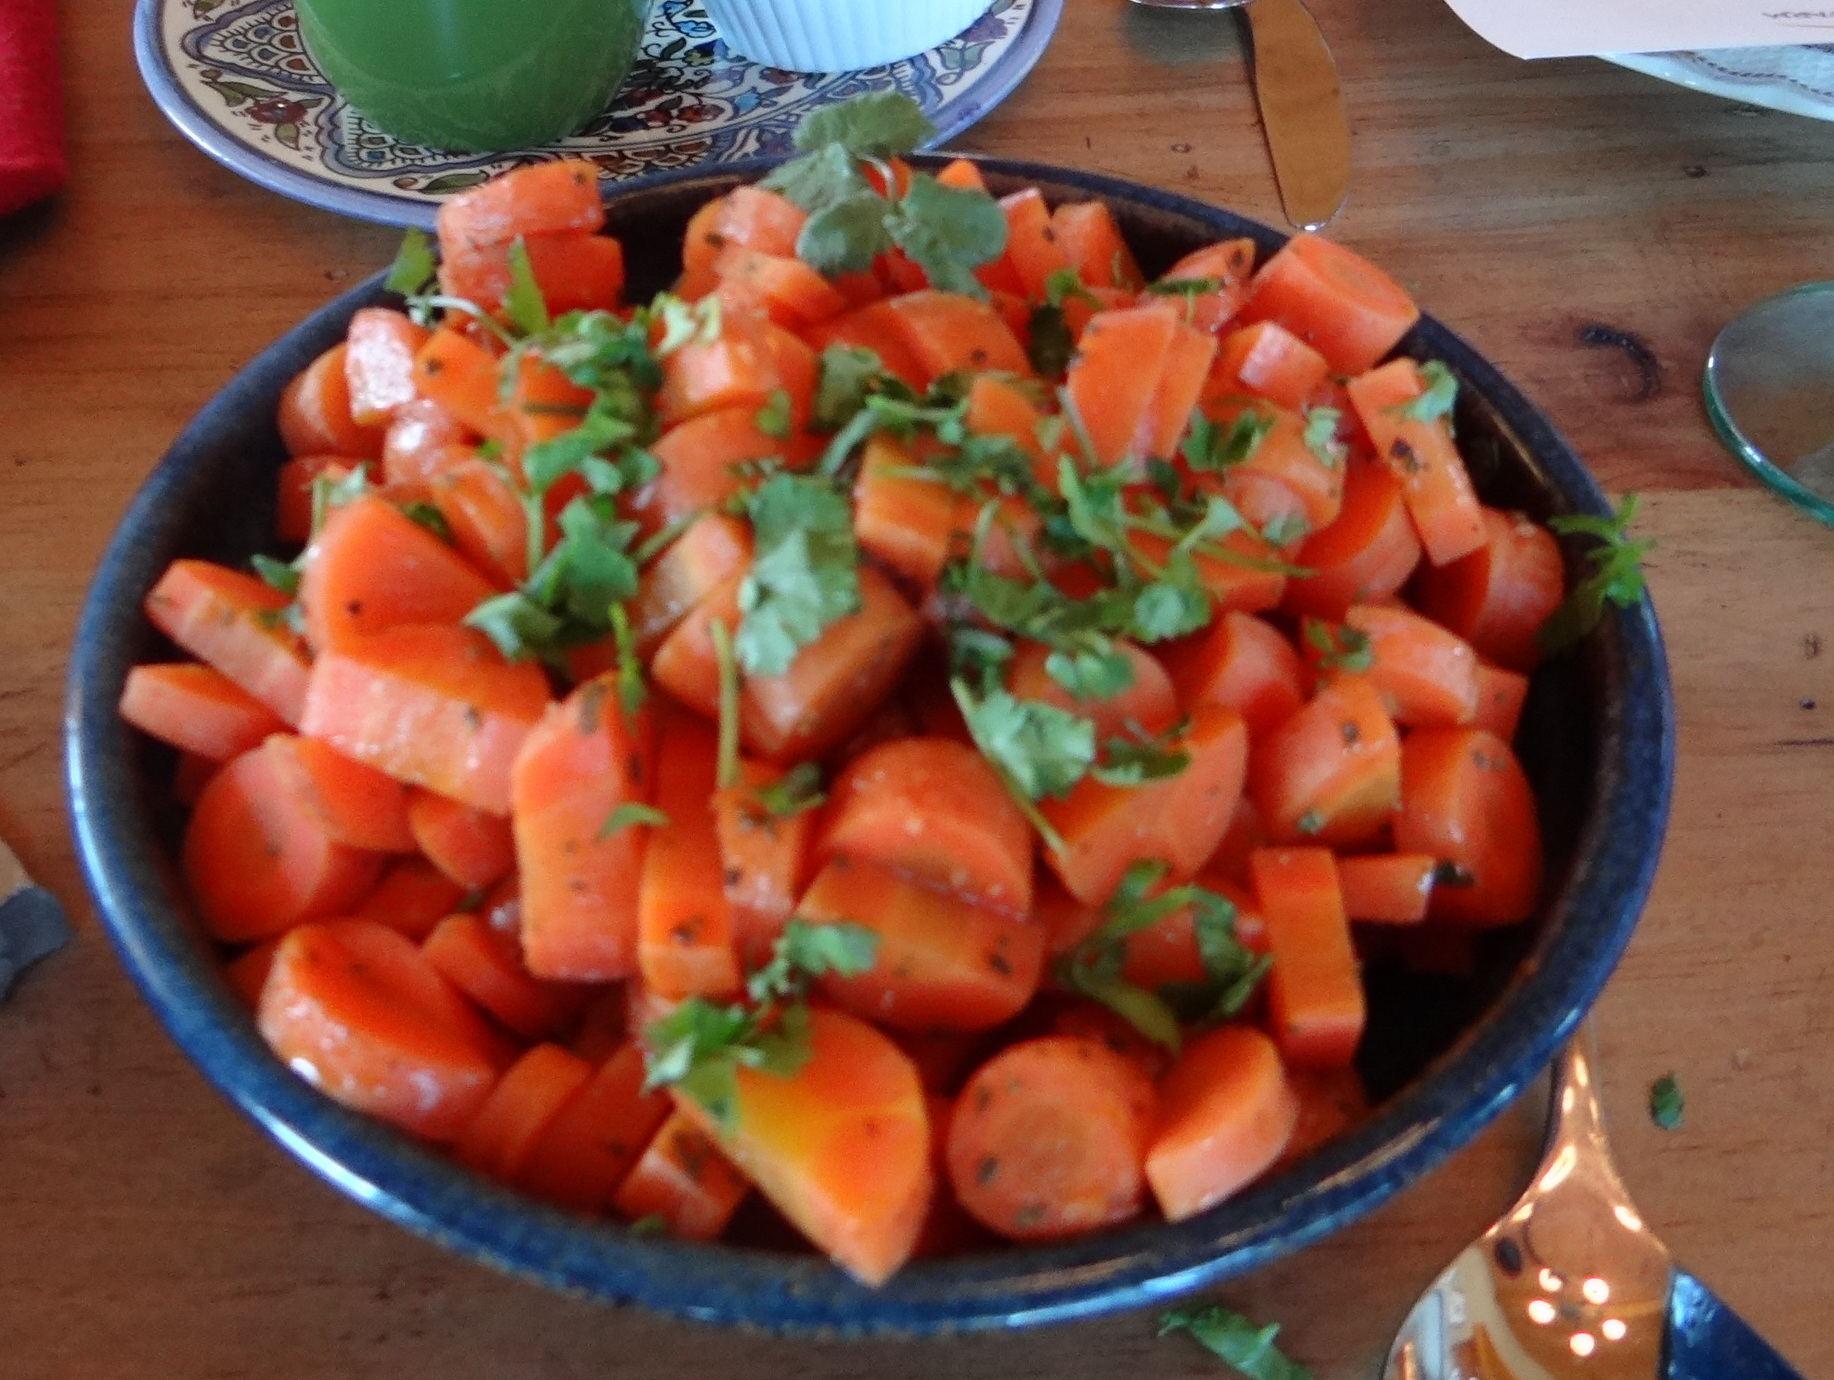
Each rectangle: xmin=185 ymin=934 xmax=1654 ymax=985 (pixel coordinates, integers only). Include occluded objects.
xmin=1439 ymin=0 xmax=1834 ymax=58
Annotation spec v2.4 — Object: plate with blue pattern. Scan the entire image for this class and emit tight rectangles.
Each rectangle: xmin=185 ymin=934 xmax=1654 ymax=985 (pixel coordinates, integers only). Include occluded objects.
xmin=133 ymin=0 xmax=1062 ymax=227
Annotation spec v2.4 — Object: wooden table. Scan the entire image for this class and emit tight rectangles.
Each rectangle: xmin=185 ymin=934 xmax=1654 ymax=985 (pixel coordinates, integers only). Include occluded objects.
xmin=4 ymin=0 xmax=1832 ymax=1374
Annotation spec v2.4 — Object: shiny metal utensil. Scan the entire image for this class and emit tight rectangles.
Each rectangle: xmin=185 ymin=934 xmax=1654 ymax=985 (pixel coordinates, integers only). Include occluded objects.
xmin=1384 ymin=1029 xmax=1806 ymax=1380
xmin=1128 ymin=0 xmax=1351 ymax=230
xmin=1703 ymin=280 xmax=1834 ymax=529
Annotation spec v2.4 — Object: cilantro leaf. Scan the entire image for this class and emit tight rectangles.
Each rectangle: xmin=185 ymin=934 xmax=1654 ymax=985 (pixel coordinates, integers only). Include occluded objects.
xmin=1388 ymin=360 xmax=1458 ymax=429
xmin=746 ymin=919 xmax=879 ymax=1005
xmin=793 ymin=91 xmax=936 ymax=159
xmin=527 ymin=495 xmax=641 ymax=626
xmin=798 ymin=193 xmax=896 ymax=276
xmin=599 ymin=801 xmax=668 ymax=838
xmin=384 ymin=226 xmax=437 ymax=296
xmin=1131 ymin=557 xmax=1211 ymax=642
xmin=1159 ymin=1305 xmax=1314 ymax=1380
xmin=751 ymin=761 xmax=826 ymax=819
xmin=951 ymin=679 xmax=1096 ymax=802
xmin=1301 ymin=407 xmax=1345 ymax=468
xmin=502 ymin=239 xmax=550 ymax=336
xmin=885 ymin=174 xmax=1008 ymax=297
xmin=1061 ymin=959 xmax=1184 ymax=1051
xmin=761 ymin=141 xmax=874 ymax=215
xmin=1027 ymin=302 xmax=1076 ymax=377
xmin=1091 ymin=733 xmax=1190 ymax=788
xmin=464 ymin=591 xmax=565 ymax=662
xmin=399 ymin=501 xmax=454 ymax=543
xmin=754 ymin=388 xmax=793 ymax=439
xmin=251 ymin=553 xmax=300 ymax=597
xmin=1649 ymin=1072 xmax=1684 ymax=1130
xmin=1183 ymin=409 xmax=1274 ymax=472
xmin=1260 ymin=512 xmax=1310 ymax=548
xmin=653 ymin=293 xmax=723 ymax=355
xmin=1537 ymin=493 xmax=1652 ymax=655
xmin=1044 ymin=267 xmax=1100 ymax=309
xmin=1303 ymin=619 xmax=1374 ymax=673
xmin=735 ymin=473 xmax=862 ymax=676
xmin=1044 ymin=644 xmax=1135 ymax=702
xmin=812 ymin=345 xmax=896 ymax=431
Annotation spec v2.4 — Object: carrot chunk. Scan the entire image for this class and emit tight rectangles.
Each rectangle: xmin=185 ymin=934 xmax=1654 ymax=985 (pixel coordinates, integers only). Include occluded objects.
xmin=1157 ymin=238 xmax=1258 ymax=334
xmin=1393 ymin=728 xmax=1542 ymax=926
xmin=1063 ymin=303 xmax=1179 ymax=468
xmin=278 ymin=343 xmax=386 ymax=460
xmin=264 ymin=731 xmax=417 ymax=853
xmin=945 ymin=1036 xmax=1154 ymax=1242
xmin=1346 ymin=359 xmax=1487 ymax=566
xmin=1159 ymin=609 xmax=1306 ymax=739
xmin=636 ymin=716 xmax=743 ymax=1001
xmin=712 ymin=757 xmax=818 ymax=965
xmin=612 ymin=1109 xmax=752 ymax=1240
xmin=1249 ymin=674 xmax=1401 ymax=847
xmin=1249 ymin=847 xmax=1365 ymax=1068
xmin=344 ymin=308 xmax=431 ymax=427
xmin=1238 ymin=232 xmax=1420 ymax=376
xmin=435 ymin=159 xmax=604 ymax=254
xmin=456 ymin=1043 xmax=595 ymax=1182
xmin=423 ymin=913 xmax=587 ymax=1042
xmin=1284 ymin=452 xmax=1423 ymax=620
xmin=1411 ymin=507 xmax=1566 ymax=672
xmin=143 ymin=559 xmax=313 ymax=726
xmin=354 ymin=855 xmax=468 ymax=941
xmin=1336 ymin=852 xmax=1437 ymax=922
xmin=1006 ymin=638 xmax=1179 ymax=746
xmin=407 ymin=788 xmax=517 ymax=889
xmin=517 ymin=1043 xmax=671 ymax=1211
xmin=1146 ymin=1024 xmax=1298 ymax=1220
xmin=118 ymin=662 xmax=289 ymax=763
xmin=882 ymin=289 xmax=1030 ymax=386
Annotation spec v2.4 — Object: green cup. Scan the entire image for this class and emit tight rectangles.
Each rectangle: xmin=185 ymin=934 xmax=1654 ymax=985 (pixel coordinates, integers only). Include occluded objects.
xmin=295 ymin=0 xmax=650 ymax=153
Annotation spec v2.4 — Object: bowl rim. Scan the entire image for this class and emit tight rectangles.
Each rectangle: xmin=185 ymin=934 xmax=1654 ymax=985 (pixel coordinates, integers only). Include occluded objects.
xmin=63 ymin=153 xmax=1675 ymax=1336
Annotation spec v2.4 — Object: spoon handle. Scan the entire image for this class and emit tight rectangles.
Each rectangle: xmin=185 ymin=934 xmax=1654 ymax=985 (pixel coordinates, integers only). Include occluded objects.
xmin=1240 ymin=0 xmax=1350 ymax=230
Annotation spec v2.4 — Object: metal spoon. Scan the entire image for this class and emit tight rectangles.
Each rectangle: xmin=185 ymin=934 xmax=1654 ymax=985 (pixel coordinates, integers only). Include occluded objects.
xmin=1702 ymin=281 xmax=1834 ymax=529
xmin=1383 ymin=1028 xmax=1804 ymax=1379
xmin=1126 ymin=0 xmax=1351 ymax=231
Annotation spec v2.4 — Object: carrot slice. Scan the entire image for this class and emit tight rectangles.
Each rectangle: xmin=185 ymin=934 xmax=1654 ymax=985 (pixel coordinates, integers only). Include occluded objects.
xmin=1145 ymin=1024 xmax=1298 ymax=1220
xmin=998 ymin=187 xmax=1072 ymax=300
xmin=511 ymin=674 xmax=654 ymax=981
xmin=300 ymin=623 xmax=551 ymax=816
xmin=797 ymin=856 xmax=1046 ymax=1031
xmin=637 ymin=716 xmax=742 ymax=1000
xmin=850 ymin=434 xmax=962 ymax=594
xmin=440 ymin=231 xmax=625 ymax=320
xmin=427 ymin=458 xmax=525 ymax=589
xmin=517 ymin=1043 xmax=671 ymax=1211
xmin=1117 ymin=875 xmax=1266 ymax=992
xmin=1249 ymin=846 xmax=1365 ymax=1068
xmin=629 ymin=513 xmax=753 ymax=657
xmin=1157 ymin=238 xmax=1258 ymax=334
xmin=344 ymin=308 xmax=431 ymax=427
xmin=1345 ymin=359 xmax=1487 ymax=566
xmin=1249 ymin=674 xmax=1401 ymax=847
xmin=1212 ymin=320 xmax=1331 ymax=413
xmin=256 ymin=919 xmax=507 ymax=1141
xmin=1393 ymin=728 xmax=1542 ymax=926
xmin=801 ymin=300 xmax=930 ymax=393
xmin=687 ymin=185 xmax=805 ymax=270
xmin=298 ymin=493 xmax=497 ymax=653
xmin=672 ymin=1008 xmax=931 ymax=1284
xmin=631 ymin=404 xmax=815 ymax=538
xmin=456 ymin=1043 xmax=596 ymax=1182
xmin=882 ymin=289 xmax=1031 ymax=385
xmin=423 ymin=912 xmax=587 ymax=1041
xmin=945 ymin=1035 xmax=1154 ymax=1242
xmin=712 ymin=245 xmax=847 ymax=329
xmin=963 ymin=374 xmax=1055 ymax=484
xmin=407 ymin=788 xmax=517 ymax=888
xmin=612 ymin=1109 xmax=752 ymax=1240
xmin=434 ymin=159 xmax=604 ymax=254
xmin=277 ymin=454 xmax=369 ymax=545
xmin=173 ymin=750 xmax=218 ymax=807
xmin=1237 ymin=232 xmax=1420 ymax=376
xmin=412 ymin=327 xmax=506 ymax=438
xmin=1411 ymin=507 xmax=1566 ymax=672
xmin=1049 ymin=201 xmax=1144 ymax=291
xmin=657 ymin=310 xmax=809 ymax=430
xmin=1284 ymin=451 xmax=1423 ymax=620
xmin=1336 ymin=852 xmax=1437 ymax=922
xmin=1471 ymin=662 xmax=1529 ymax=741
xmin=354 ymin=854 xmax=468 ymax=940
xmin=383 ymin=398 xmax=477 ymax=486
xmin=1006 ymin=638 xmax=1179 ymax=746
xmin=712 ymin=757 xmax=817 ymax=966
xmin=1128 ymin=523 xmax=1290 ymax=616
xmin=118 ymin=662 xmax=290 ymax=763
xmin=1158 ymin=609 xmax=1306 ymax=739
xmin=279 ymin=343 xmax=386 ymax=460
xmin=183 ymin=739 xmax=383 ymax=943
xmin=1135 ymin=320 xmax=1217 ymax=461
xmin=1331 ymin=602 xmax=1481 ymax=729
xmin=1063 ymin=303 xmax=1179 ymax=468
xmin=144 ymin=559 xmax=313 ymax=726
xmin=263 ymin=731 xmax=416 ymax=853
xmin=1206 ymin=397 xmax=1345 ymax=535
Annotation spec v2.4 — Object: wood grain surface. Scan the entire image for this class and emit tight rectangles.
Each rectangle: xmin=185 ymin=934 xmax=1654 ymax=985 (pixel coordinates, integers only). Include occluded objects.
xmin=2 ymin=0 xmax=1832 ymax=1375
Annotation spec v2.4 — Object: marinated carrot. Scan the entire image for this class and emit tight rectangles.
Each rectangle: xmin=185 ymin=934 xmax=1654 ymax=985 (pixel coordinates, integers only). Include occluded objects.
xmin=883 ymin=289 xmax=1030 ymax=384
xmin=412 ymin=327 xmax=506 ymax=437
xmin=434 ymin=159 xmax=604 ymax=254
xmin=816 ymin=736 xmax=1034 ymax=914
xmin=1237 ymin=232 xmax=1420 ymax=376
xmin=440 ymin=231 xmax=625 ymax=320
xmin=1345 ymin=359 xmax=1487 ymax=567
xmin=1411 ymin=507 xmax=1565 ymax=672
xmin=143 ymin=559 xmax=313 ymax=725
xmin=672 ymin=1008 xmax=931 ymax=1284
xmin=428 ymin=458 xmax=526 ymax=589
xmin=1211 ymin=320 xmax=1332 ymax=413
xmin=344 ymin=308 xmax=430 ymax=427
xmin=998 ymin=187 xmax=1072 ymax=299
xmin=1283 ymin=452 xmax=1423 ymax=620
xmin=628 ymin=513 xmax=753 ymax=657
xmin=354 ymin=854 xmax=469 ymax=941
xmin=1146 ymin=1024 xmax=1298 ymax=1220
xmin=636 ymin=716 xmax=743 ymax=1001
xmin=711 ymin=757 xmax=817 ymax=964
xmin=1471 ymin=662 xmax=1530 ymax=741
xmin=183 ymin=738 xmax=383 ymax=943
xmin=1249 ymin=847 xmax=1365 ymax=1068
xmin=224 ymin=937 xmax=279 ymax=1010
xmin=634 ymin=404 xmax=817 ymax=537
xmin=424 ymin=913 xmax=587 ymax=1042
xmin=407 ymin=788 xmax=517 ymax=889
xmin=383 ymin=398 xmax=476 ymax=486
xmin=850 ymin=434 xmax=962 ymax=593
xmin=301 ymin=624 xmax=550 ymax=816
xmin=800 ymin=300 xmax=930 ymax=392
xmin=516 ymin=1042 xmax=671 ymax=1211
xmin=1204 ymin=396 xmax=1345 ymax=534
xmin=796 ymin=855 xmax=1046 ymax=1031
xmin=1393 ymin=728 xmax=1542 ymax=926
xmin=1157 ymin=237 xmax=1258 ymax=334
xmin=1249 ymin=674 xmax=1401 ymax=847
xmin=511 ymin=674 xmax=655 ymax=981
xmin=1334 ymin=602 xmax=1482 ymax=729
xmin=1157 ymin=609 xmax=1306 ymax=739
xmin=1126 ymin=524 xmax=1289 ymax=616
xmin=456 ymin=1043 xmax=596 ymax=1182
xmin=1050 ymin=201 xmax=1144 ymax=290
xmin=1063 ymin=303 xmax=1179 ymax=468
xmin=1135 ymin=320 xmax=1218 ymax=461
xmin=118 ymin=662 xmax=289 ymax=763
xmin=612 ymin=1110 xmax=752 ymax=1240
xmin=712 ymin=245 xmax=847 ymax=329
xmin=257 ymin=919 xmax=508 ymax=1141
xmin=945 ymin=1035 xmax=1155 ymax=1242
xmin=276 ymin=454 xmax=364 ymax=545
xmin=278 ymin=343 xmax=386 ymax=460
xmin=1335 ymin=852 xmax=1437 ymax=923
xmin=264 ymin=731 xmax=416 ymax=853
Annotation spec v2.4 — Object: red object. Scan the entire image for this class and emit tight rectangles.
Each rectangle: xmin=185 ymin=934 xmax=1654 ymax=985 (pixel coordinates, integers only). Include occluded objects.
xmin=0 ymin=0 xmax=67 ymax=217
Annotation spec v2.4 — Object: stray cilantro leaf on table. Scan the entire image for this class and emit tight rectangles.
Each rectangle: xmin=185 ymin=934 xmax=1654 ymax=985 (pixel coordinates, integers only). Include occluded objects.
xmin=1537 ymin=493 xmax=1652 ymax=655
xmin=1649 ymin=1072 xmax=1684 ymax=1130
xmin=1159 ymin=1304 xmax=1314 ymax=1380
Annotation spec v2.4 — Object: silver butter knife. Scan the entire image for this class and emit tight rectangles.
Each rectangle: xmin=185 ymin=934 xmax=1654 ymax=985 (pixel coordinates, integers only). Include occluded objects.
xmin=1128 ymin=0 xmax=1352 ymax=231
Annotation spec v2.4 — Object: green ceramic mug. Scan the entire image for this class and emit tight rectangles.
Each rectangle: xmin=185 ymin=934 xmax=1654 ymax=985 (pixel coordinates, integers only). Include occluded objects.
xmin=295 ymin=0 xmax=650 ymax=153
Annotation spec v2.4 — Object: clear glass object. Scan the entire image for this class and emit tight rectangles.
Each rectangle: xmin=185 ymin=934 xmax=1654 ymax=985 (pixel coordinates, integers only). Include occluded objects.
xmin=1702 ymin=280 xmax=1834 ymax=528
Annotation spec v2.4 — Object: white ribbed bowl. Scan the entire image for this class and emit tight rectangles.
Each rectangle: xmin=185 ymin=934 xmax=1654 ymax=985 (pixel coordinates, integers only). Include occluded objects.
xmin=700 ymin=0 xmax=993 ymax=72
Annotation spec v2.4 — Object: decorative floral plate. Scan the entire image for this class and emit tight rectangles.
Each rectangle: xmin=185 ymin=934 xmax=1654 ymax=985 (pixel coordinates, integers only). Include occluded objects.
xmin=133 ymin=0 xmax=1062 ymax=227
xmin=1603 ymin=46 xmax=1834 ymax=122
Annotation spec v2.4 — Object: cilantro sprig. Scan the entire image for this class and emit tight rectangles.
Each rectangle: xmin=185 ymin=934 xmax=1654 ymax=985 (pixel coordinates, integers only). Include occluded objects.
xmin=734 ymin=472 xmax=862 ymax=676
xmin=1537 ymin=492 xmax=1652 ymax=655
xmin=1159 ymin=1305 xmax=1314 ymax=1380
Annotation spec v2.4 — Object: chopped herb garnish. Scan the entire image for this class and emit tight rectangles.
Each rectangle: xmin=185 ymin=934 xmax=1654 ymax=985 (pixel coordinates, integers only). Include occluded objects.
xmin=383 ymin=226 xmax=436 ymax=297
xmin=1159 ymin=1304 xmax=1314 ymax=1380
xmin=1027 ymin=301 xmax=1077 ymax=378
xmin=1432 ymin=860 xmax=1476 ymax=888
xmin=1538 ymin=493 xmax=1652 ymax=655
xmin=1043 ymin=644 xmax=1135 ymax=702
xmin=1649 ymin=1072 xmax=1684 ymax=1130
xmin=791 ymin=91 xmax=937 ymax=160
xmin=628 ymin=1214 xmax=667 ymax=1236
xmin=1295 ymin=809 xmax=1325 ymax=836
xmin=1183 ymin=409 xmax=1274 ymax=473
xmin=754 ymin=387 xmax=793 ymax=439
xmin=251 ymin=553 xmax=300 ymax=597
xmin=1091 ymin=730 xmax=1190 ymax=788
xmin=751 ymin=761 xmax=827 ymax=820
xmin=1145 ymin=276 xmax=1223 ymax=298
xmin=599 ymin=801 xmax=669 ymax=838
xmin=400 ymin=501 xmax=454 ymax=543
xmin=501 ymin=239 xmax=551 ymax=336
xmin=1387 ymin=360 xmax=1458 ymax=430
xmin=309 ymin=465 xmax=370 ymax=538
xmin=1303 ymin=619 xmax=1374 ymax=673
xmin=1301 ymin=407 xmax=1345 ymax=469
xmin=1260 ymin=512 xmax=1311 ymax=548
xmin=734 ymin=472 xmax=862 ymax=676
xmin=951 ymin=679 xmax=1096 ymax=803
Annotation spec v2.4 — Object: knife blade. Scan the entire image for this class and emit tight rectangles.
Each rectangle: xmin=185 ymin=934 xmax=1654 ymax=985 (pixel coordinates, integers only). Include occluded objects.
xmin=0 ymin=833 xmax=70 ymax=1000
xmin=1241 ymin=0 xmax=1351 ymax=230
xmin=1666 ymin=1269 xmax=1806 ymax=1379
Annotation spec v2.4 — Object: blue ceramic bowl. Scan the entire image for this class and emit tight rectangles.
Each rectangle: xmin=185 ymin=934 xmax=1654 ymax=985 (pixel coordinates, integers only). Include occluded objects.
xmin=64 ymin=158 xmax=1674 ymax=1335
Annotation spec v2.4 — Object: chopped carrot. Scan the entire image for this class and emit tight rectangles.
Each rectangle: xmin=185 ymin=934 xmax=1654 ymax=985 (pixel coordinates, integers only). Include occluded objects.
xmin=1471 ymin=662 xmax=1530 ymax=741
xmin=1345 ymin=359 xmax=1487 ymax=567
xmin=796 ymin=855 xmax=1046 ymax=1032
xmin=383 ymin=398 xmax=476 ymax=486
xmin=256 ymin=919 xmax=508 ymax=1141
xmin=344 ymin=308 xmax=430 ymax=427
xmin=1334 ymin=602 xmax=1482 ymax=729
xmin=264 ymin=731 xmax=417 ymax=853
xmin=1278 ymin=1065 xmax=1371 ymax=1166
xmin=1008 ymin=637 xmax=1179 ymax=745
xmin=850 ymin=434 xmax=962 ymax=594
xmin=183 ymin=739 xmax=383 ymax=943
xmin=712 ymin=757 xmax=817 ymax=965
xmin=1158 ymin=609 xmax=1306 ymax=738
xmin=1049 ymin=201 xmax=1144 ymax=290
xmin=517 ymin=1043 xmax=671 ymax=1212
xmin=456 ymin=1043 xmax=596 ymax=1182
xmin=428 ymin=458 xmax=526 ymax=589
xmin=407 ymin=788 xmax=516 ymax=889
xmin=1238 ymin=232 xmax=1420 ymax=376
xmin=632 ymin=403 xmax=816 ymax=538
xmin=354 ymin=855 xmax=468 ymax=941
xmin=118 ymin=662 xmax=289 ymax=763
xmin=435 ymin=159 xmax=604 ymax=254
xmin=1393 ymin=728 xmax=1542 ymax=926
xmin=277 ymin=454 xmax=367 ymax=544
xmin=712 ymin=245 xmax=847 ymax=329
xmin=1249 ymin=674 xmax=1401 ymax=847
xmin=1146 ymin=1024 xmax=1298 ymax=1219
xmin=1157 ymin=238 xmax=1258 ymax=334
xmin=883 ymin=289 xmax=1031 ymax=385
xmin=612 ymin=1110 xmax=751 ymax=1240
xmin=628 ymin=513 xmax=753 ymax=657
xmin=1135 ymin=319 xmax=1217 ymax=461
xmin=1284 ymin=451 xmax=1423 ymax=620
xmin=1211 ymin=320 xmax=1331 ymax=413
xmin=945 ymin=1035 xmax=1155 ymax=1241
xmin=1249 ymin=847 xmax=1365 ymax=1068
xmin=1411 ymin=507 xmax=1565 ymax=672
xmin=998 ymin=187 xmax=1072 ymax=300
xmin=412 ymin=327 xmax=506 ymax=437
xmin=1063 ymin=303 xmax=1179 ymax=468
xmin=636 ymin=715 xmax=742 ymax=1001
xmin=1335 ymin=852 xmax=1437 ymax=922
xmin=278 ymin=343 xmax=386 ymax=460
xmin=440 ymin=231 xmax=624 ymax=320
xmin=143 ymin=559 xmax=313 ymax=726
xmin=800 ymin=300 xmax=929 ymax=392
xmin=423 ymin=913 xmax=588 ymax=1042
